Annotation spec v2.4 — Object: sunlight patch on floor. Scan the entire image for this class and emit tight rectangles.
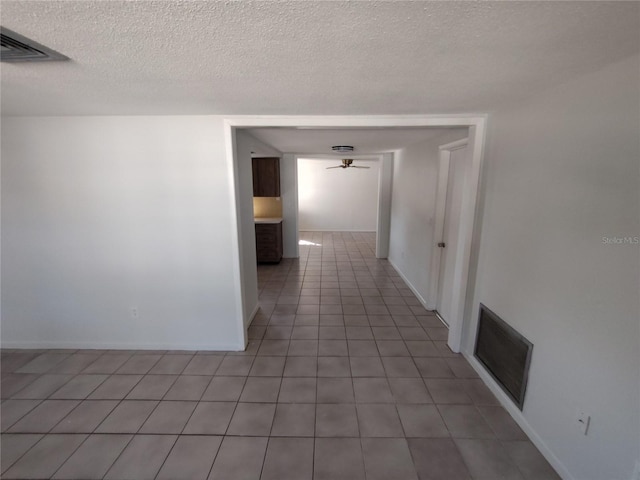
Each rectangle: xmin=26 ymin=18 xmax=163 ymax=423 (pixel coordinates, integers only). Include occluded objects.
xmin=298 ymin=240 xmax=322 ymax=246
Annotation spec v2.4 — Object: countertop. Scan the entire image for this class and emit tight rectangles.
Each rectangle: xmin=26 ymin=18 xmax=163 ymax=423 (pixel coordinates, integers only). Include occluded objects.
xmin=254 ymin=217 xmax=283 ymax=224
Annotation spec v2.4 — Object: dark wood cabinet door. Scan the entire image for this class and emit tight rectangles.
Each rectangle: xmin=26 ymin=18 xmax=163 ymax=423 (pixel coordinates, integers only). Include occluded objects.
xmin=252 ymin=157 xmax=280 ymax=197
xmin=255 ymin=222 xmax=283 ymax=263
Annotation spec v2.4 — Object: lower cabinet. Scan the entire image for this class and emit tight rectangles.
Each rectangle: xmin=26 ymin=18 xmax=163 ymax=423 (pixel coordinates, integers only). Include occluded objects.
xmin=255 ymin=222 xmax=283 ymax=263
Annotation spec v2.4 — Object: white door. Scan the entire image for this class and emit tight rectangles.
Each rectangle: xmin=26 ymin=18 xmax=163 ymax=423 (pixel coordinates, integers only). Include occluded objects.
xmin=436 ymin=144 xmax=469 ymax=326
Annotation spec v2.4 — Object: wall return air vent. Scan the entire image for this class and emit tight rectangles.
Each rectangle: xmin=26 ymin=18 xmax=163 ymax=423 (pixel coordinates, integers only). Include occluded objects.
xmin=1 ymin=27 xmax=68 ymax=62
xmin=474 ymin=304 xmax=533 ymax=410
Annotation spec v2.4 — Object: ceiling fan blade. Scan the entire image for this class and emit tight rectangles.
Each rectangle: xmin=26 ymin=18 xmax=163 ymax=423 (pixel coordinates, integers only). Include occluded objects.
xmin=351 ymin=166 xmax=370 ymax=169
xmin=326 ymin=166 xmax=343 ymax=169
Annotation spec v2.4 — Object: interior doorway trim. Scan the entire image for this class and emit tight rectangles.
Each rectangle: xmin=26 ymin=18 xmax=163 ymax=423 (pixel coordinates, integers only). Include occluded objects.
xmin=428 ymin=138 xmax=469 ymax=349
xmin=294 ymin=153 xmax=390 ymax=258
xmin=428 ymin=137 xmax=469 ymax=310
xmin=224 ymin=115 xmax=487 ymax=353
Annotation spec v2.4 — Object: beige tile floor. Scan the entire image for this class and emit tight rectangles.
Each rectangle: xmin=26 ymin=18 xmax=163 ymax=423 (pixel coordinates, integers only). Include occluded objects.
xmin=0 ymin=232 xmax=560 ymax=479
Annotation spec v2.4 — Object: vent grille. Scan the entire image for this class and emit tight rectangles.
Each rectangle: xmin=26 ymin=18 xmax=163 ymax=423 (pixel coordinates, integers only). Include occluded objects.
xmin=474 ymin=304 xmax=533 ymax=410
xmin=1 ymin=27 xmax=68 ymax=62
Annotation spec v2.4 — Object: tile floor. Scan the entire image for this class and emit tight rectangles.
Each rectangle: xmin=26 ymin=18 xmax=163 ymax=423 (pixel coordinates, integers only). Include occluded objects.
xmin=0 ymin=232 xmax=561 ymax=480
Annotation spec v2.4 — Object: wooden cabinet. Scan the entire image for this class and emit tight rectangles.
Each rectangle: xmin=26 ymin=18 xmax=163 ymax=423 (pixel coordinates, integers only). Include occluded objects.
xmin=252 ymin=157 xmax=280 ymax=197
xmin=255 ymin=222 xmax=283 ymax=264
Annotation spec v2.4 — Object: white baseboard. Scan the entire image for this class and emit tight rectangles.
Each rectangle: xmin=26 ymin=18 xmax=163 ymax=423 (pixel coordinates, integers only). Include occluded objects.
xmin=245 ymin=303 xmax=260 ymax=328
xmin=463 ymin=352 xmax=574 ymax=480
xmin=387 ymin=257 xmax=431 ymax=310
xmin=0 ymin=340 xmax=246 ymax=352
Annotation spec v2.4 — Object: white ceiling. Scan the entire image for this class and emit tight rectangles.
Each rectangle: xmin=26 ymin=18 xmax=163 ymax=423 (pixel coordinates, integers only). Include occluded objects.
xmin=1 ymin=1 xmax=638 ymax=116
xmin=247 ymin=127 xmax=466 ymax=155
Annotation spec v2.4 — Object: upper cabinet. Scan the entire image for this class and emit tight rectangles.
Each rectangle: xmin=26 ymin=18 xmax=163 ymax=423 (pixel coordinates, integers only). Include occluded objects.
xmin=252 ymin=157 xmax=281 ymax=197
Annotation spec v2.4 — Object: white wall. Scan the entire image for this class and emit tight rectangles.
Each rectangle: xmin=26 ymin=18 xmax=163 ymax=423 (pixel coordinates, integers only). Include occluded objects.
xmin=233 ymin=130 xmax=281 ymax=328
xmin=375 ymin=152 xmax=394 ymax=258
xmin=1 ymin=116 xmax=244 ymax=350
xmin=297 ymin=158 xmax=379 ymax=231
xmin=280 ymin=153 xmax=299 ymax=258
xmin=466 ymin=54 xmax=640 ymax=480
xmin=388 ymin=131 xmax=468 ymax=305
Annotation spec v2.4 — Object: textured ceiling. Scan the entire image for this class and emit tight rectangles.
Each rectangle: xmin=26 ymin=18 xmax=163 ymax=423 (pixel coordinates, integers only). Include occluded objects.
xmin=247 ymin=127 xmax=466 ymax=154
xmin=1 ymin=1 xmax=638 ymax=116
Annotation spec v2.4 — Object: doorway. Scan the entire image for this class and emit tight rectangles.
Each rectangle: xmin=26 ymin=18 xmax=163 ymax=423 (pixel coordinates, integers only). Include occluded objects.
xmin=428 ymin=137 xmax=472 ymax=351
xmin=225 ymin=117 xmax=486 ymax=352
xmin=275 ymin=152 xmax=393 ymax=261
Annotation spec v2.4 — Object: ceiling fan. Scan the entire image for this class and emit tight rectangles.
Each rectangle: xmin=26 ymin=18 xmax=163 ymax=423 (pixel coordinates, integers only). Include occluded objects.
xmin=326 ymin=158 xmax=370 ymax=169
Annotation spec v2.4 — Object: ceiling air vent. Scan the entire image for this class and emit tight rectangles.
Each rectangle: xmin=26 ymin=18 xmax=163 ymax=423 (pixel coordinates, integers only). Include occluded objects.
xmin=1 ymin=27 xmax=68 ymax=62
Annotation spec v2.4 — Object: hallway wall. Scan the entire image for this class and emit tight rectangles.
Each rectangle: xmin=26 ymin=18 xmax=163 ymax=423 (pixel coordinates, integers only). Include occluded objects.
xmin=234 ymin=130 xmax=282 ymax=329
xmin=388 ymin=131 xmax=468 ymax=306
xmin=470 ymin=54 xmax=640 ymax=480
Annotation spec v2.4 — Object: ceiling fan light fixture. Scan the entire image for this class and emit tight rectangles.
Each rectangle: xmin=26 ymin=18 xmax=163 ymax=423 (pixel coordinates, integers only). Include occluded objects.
xmin=331 ymin=145 xmax=354 ymax=153
xmin=326 ymin=158 xmax=370 ymax=170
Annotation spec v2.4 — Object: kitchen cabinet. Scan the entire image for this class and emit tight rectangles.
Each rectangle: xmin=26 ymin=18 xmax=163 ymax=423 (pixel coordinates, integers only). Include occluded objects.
xmin=255 ymin=221 xmax=283 ymax=264
xmin=252 ymin=157 xmax=280 ymax=197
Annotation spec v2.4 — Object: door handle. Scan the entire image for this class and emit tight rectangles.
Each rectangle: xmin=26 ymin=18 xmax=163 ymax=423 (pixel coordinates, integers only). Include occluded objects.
xmin=438 ymin=242 xmax=446 ymax=248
